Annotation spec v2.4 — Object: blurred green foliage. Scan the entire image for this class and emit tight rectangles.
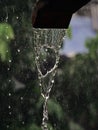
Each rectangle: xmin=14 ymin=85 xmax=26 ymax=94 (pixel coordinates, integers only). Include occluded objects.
xmin=85 ymin=34 xmax=98 ymax=59
xmin=66 ymin=26 xmax=72 ymax=39
xmin=0 ymin=23 xmax=14 ymax=61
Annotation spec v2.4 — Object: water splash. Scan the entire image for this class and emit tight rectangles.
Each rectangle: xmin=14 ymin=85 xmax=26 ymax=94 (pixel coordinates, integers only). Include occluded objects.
xmin=33 ymin=28 xmax=66 ymax=130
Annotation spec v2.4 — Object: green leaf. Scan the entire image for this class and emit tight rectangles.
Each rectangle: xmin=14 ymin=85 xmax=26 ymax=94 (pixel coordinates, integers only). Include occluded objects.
xmin=0 ymin=23 xmax=14 ymax=42
xmin=0 ymin=23 xmax=14 ymax=61
xmin=0 ymin=39 xmax=11 ymax=61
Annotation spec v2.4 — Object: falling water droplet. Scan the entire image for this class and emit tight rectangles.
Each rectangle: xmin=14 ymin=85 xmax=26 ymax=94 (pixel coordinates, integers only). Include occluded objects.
xmin=8 ymin=105 xmax=11 ymax=109
xmin=45 ymin=49 xmax=48 ymax=52
xmin=9 ymin=112 xmax=12 ymax=115
xmin=38 ymin=76 xmax=41 ymax=80
xmin=17 ymin=49 xmax=20 ymax=52
xmin=8 ymin=93 xmax=11 ymax=96
xmin=39 ymin=83 xmax=42 ymax=86
xmin=43 ymin=59 xmax=46 ymax=62
xmin=9 ymin=79 xmax=11 ymax=82
xmin=51 ymin=80 xmax=54 ymax=84
xmin=22 ymin=121 xmax=25 ymax=125
xmin=6 ymin=125 xmax=9 ymax=128
xmin=7 ymin=68 xmax=10 ymax=71
xmin=6 ymin=36 xmax=9 ymax=40
xmin=16 ymin=16 xmax=19 ymax=19
xmin=20 ymin=97 xmax=23 ymax=100
xmin=9 ymin=60 xmax=12 ymax=63
xmin=36 ymin=56 xmax=39 ymax=60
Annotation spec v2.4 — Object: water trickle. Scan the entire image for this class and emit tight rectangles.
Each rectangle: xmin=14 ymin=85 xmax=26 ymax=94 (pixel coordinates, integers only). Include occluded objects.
xmin=33 ymin=28 xmax=66 ymax=130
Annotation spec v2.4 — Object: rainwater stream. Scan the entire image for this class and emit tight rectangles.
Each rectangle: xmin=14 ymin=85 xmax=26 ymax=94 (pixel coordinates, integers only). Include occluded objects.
xmin=33 ymin=28 xmax=66 ymax=130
